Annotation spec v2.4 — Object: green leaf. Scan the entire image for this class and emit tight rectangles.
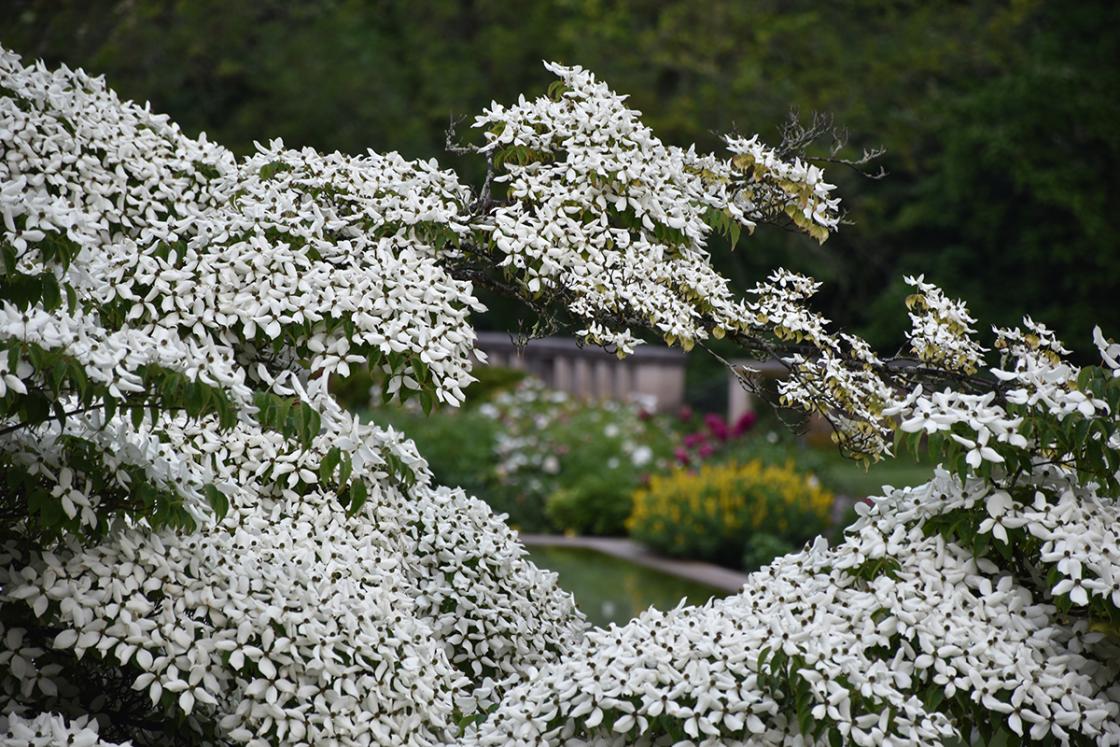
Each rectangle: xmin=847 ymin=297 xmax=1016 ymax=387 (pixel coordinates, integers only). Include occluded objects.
xmin=0 ymin=242 xmax=16 ymax=273
xmin=40 ymin=274 xmax=61 ymax=310
xmin=259 ymin=161 xmax=293 ymax=180
xmin=319 ymin=446 xmax=341 ymax=483
xmin=973 ymin=529 xmax=991 ymax=555
xmin=50 ymin=359 xmax=67 ymax=393
xmin=347 ymin=480 xmax=368 ymax=516
xmin=22 ymin=390 xmax=50 ymax=425
xmin=796 ymin=701 xmax=813 ymax=736
xmin=306 ymin=407 xmax=322 ymax=444
xmin=729 ymin=220 xmax=741 ymax=250
xmin=204 ymin=484 xmax=229 ymax=521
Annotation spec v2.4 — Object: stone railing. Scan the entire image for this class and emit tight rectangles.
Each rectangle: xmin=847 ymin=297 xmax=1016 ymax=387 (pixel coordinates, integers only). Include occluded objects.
xmin=474 ymin=332 xmax=686 ymax=412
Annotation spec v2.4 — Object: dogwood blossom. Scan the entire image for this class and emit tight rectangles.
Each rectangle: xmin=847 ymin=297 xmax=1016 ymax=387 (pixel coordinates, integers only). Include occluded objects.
xmin=464 ymin=469 xmax=1120 ymax=746
xmin=3 ymin=47 xmax=1119 ymax=747
xmin=473 ymin=63 xmax=840 ymax=356
xmin=1 ymin=47 xmax=584 ymax=745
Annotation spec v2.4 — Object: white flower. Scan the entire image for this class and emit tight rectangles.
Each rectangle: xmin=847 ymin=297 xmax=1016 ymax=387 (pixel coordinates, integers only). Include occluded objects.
xmin=630 ymin=445 xmax=652 ymax=467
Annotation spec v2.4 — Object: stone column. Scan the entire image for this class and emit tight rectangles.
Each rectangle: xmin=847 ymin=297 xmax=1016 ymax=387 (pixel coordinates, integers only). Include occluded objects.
xmin=634 ymin=363 xmax=685 ymax=412
xmin=573 ymin=358 xmax=592 ymax=398
xmin=594 ymin=359 xmax=613 ymax=399
xmin=553 ymin=357 xmax=572 ymax=391
xmin=727 ymin=360 xmax=756 ymax=423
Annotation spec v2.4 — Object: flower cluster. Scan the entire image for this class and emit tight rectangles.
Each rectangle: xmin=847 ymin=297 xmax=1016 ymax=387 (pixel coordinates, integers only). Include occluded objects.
xmin=482 ymin=381 xmax=667 ymax=481
xmin=473 ymin=63 xmax=841 ymax=355
xmin=904 ymin=274 xmax=987 ymax=375
xmin=3 ymin=47 xmax=1119 ymax=747
xmin=466 ymin=468 xmax=1120 ymax=746
xmin=627 ymin=459 xmax=833 ymax=568
xmin=673 ymin=411 xmax=758 ymax=466
xmin=1 ymin=712 xmax=129 ymax=746
xmin=724 ymin=135 xmax=841 ymax=244
xmin=993 ymin=319 xmax=1104 ymax=420
xmin=1 ymin=48 xmax=584 ymax=745
xmin=476 ymin=379 xmax=673 ymax=534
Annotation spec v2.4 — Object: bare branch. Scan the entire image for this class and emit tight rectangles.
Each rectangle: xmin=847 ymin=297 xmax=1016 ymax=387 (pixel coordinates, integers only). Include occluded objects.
xmin=773 ymin=109 xmax=888 ymax=180
xmin=444 ymin=113 xmax=477 ymax=155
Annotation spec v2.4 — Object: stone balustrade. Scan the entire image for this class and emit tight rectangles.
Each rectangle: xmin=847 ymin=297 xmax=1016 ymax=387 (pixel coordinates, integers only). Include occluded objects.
xmin=474 ymin=332 xmax=686 ymax=412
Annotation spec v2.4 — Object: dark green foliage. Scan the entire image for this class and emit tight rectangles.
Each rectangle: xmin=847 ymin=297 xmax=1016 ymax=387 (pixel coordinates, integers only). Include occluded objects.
xmin=1 ymin=436 xmax=197 ymax=540
xmin=4 ymin=0 xmax=1115 ymax=354
xmin=0 ymin=335 xmax=241 ymax=535
xmin=370 ymin=404 xmax=498 ymax=501
xmin=461 ymin=365 xmax=526 ymax=404
xmin=252 ymin=391 xmax=322 ymax=448
xmin=367 ymin=380 xmax=674 ymax=534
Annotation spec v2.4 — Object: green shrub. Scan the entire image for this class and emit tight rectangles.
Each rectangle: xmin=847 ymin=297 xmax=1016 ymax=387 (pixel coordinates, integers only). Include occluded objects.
xmin=741 ymin=532 xmax=795 ymax=572
xmin=365 ymin=378 xmax=675 ymax=534
xmin=370 ymin=405 xmax=499 ymax=501
xmin=481 ymin=381 xmax=675 ymax=535
xmin=544 ymin=476 xmax=632 ymax=537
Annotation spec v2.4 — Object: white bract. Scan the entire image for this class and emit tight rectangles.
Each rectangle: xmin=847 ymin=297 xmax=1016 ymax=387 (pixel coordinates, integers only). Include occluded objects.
xmin=474 ymin=63 xmax=840 ymax=356
xmin=0 ymin=48 xmax=582 ymax=745
xmin=2 ymin=48 xmax=1118 ymax=746
xmin=464 ymin=471 xmax=1120 ymax=746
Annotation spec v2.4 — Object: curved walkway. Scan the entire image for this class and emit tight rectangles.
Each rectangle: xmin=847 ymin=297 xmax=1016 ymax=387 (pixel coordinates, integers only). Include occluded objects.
xmin=517 ymin=533 xmax=748 ymax=592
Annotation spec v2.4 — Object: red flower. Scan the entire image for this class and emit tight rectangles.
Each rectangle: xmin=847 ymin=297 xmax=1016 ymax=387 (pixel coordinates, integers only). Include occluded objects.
xmin=732 ymin=411 xmax=758 ymax=437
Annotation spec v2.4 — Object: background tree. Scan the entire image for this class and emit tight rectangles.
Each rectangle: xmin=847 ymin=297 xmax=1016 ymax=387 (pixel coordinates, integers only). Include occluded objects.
xmin=4 ymin=0 xmax=1117 ymax=364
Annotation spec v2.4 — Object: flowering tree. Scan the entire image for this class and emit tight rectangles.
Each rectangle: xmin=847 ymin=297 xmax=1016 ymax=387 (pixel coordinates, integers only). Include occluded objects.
xmin=1 ymin=48 xmax=1117 ymax=746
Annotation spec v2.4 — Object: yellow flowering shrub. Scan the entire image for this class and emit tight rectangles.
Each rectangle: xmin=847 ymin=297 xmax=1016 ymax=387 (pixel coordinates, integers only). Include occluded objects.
xmin=627 ymin=460 xmax=833 ymax=567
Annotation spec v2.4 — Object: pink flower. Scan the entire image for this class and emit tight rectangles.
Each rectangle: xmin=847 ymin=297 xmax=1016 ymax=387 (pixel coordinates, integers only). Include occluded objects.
xmin=683 ymin=432 xmax=707 ymax=448
xmin=674 ymin=447 xmax=691 ymax=465
xmin=677 ymin=405 xmax=694 ymax=423
xmin=705 ymin=413 xmax=730 ymax=441
xmin=697 ymin=443 xmax=715 ymax=458
xmin=732 ymin=411 xmax=758 ymax=437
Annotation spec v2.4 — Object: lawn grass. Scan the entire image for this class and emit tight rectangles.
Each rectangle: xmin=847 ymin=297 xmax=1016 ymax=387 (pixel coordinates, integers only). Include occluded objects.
xmin=819 ymin=454 xmax=938 ymax=498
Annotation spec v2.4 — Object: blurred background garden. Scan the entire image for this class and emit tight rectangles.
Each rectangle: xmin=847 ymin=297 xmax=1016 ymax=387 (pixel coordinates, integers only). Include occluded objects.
xmin=5 ymin=0 xmax=1115 ymax=625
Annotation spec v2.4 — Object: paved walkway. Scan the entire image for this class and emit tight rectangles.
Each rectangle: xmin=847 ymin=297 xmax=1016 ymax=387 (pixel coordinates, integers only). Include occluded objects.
xmin=518 ymin=534 xmax=748 ymax=592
